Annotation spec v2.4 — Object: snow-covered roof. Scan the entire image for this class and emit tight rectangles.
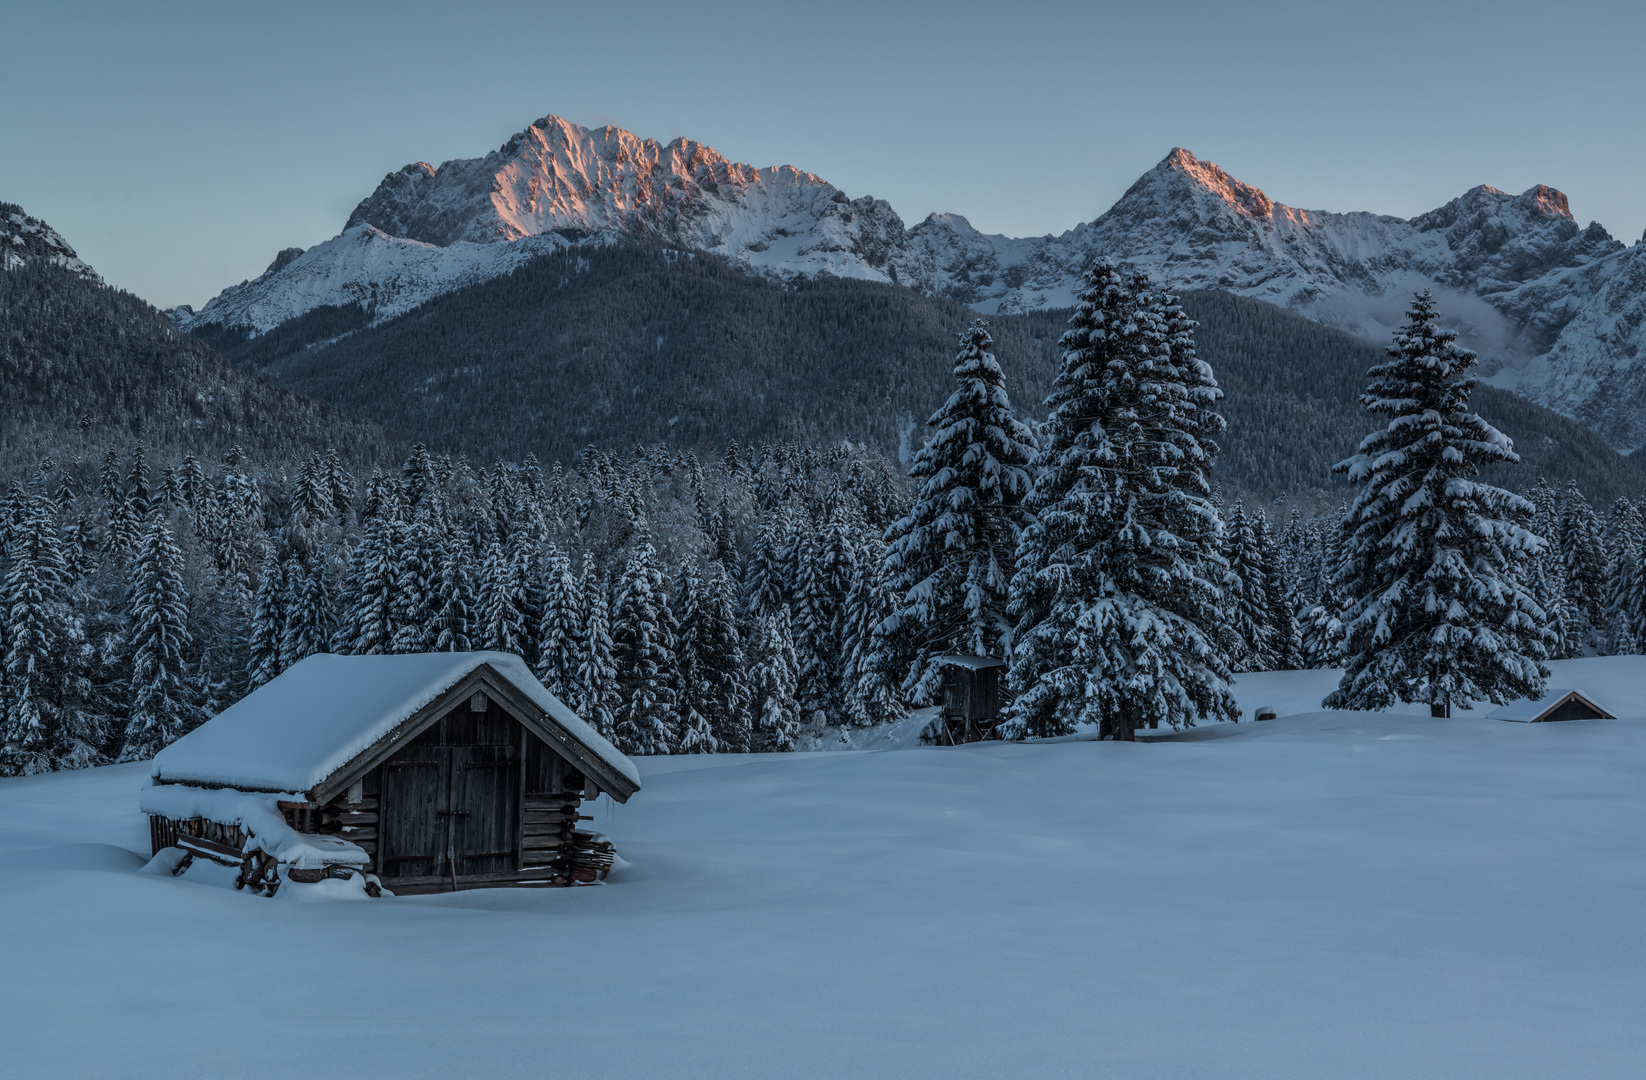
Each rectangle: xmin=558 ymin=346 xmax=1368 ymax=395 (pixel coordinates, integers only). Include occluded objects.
xmin=934 ymin=654 xmax=1007 ymax=671
xmin=150 ymin=652 xmax=639 ymax=796
xmin=1486 ymin=690 xmax=1612 ymax=723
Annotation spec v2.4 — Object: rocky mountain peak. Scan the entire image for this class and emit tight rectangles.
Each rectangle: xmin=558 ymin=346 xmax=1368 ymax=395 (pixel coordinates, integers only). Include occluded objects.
xmin=1153 ymin=147 xmax=1276 ymax=220
xmin=1 ymin=202 xmax=101 ymax=281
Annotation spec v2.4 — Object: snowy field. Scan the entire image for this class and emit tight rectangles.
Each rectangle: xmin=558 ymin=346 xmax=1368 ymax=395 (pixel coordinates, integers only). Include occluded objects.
xmin=5 ymin=658 xmax=1646 ymax=1079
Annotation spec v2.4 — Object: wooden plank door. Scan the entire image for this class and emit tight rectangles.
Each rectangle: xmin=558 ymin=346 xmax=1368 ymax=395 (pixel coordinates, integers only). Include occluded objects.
xmin=379 ymin=757 xmax=444 ymax=878
xmin=451 ymin=746 xmax=520 ymax=876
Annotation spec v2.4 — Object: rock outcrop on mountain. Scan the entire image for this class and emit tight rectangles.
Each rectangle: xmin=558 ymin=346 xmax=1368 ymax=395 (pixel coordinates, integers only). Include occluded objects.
xmin=2 ymin=202 xmax=102 ymax=281
xmin=181 ymin=115 xmax=1646 ymax=452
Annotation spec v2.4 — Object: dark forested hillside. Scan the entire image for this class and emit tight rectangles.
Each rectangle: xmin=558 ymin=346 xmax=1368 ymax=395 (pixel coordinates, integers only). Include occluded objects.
xmin=196 ymin=243 xmax=1644 ymax=505
xmin=1179 ymin=290 xmax=1646 ymax=507
xmin=0 ymin=261 xmax=401 ymax=473
xmin=196 ymin=244 xmax=1061 ymax=465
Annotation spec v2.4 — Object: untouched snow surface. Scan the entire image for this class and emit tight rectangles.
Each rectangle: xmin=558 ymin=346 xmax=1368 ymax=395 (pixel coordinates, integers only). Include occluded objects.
xmin=6 ymin=661 xmax=1646 ymax=1078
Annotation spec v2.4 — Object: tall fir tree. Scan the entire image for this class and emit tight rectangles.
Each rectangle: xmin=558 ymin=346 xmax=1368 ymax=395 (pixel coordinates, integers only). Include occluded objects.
xmin=750 ymin=607 xmax=801 ymax=752
xmin=1325 ymin=292 xmax=1550 ymax=716
xmin=535 ymin=546 xmax=583 ymax=700
xmin=574 ymin=567 xmax=620 ymax=741
xmin=2 ymin=497 xmax=68 ymax=775
xmin=669 ymin=561 xmax=717 ymax=753
xmin=1253 ymin=508 xmax=1303 ymax=670
xmin=1221 ymin=501 xmax=1273 ymax=673
xmin=696 ymin=560 xmax=749 ymax=750
xmin=246 ymin=550 xmax=289 ymax=688
xmin=610 ymin=539 xmax=679 ymax=754
xmin=338 ymin=514 xmax=399 ymax=655
xmin=1007 ymin=262 xmax=1237 ymax=739
xmin=121 ymin=517 xmax=195 ymax=761
xmin=844 ymin=536 xmax=906 ymax=727
xmin=878 ymin=319 xmax=1038 ymax=706
xmin=432 ymin=542 xmax=476 ymax=653
xmin=1559 ymin=480 xmax=1609 ymax=637
xmin=283 ymin=554 xmax=335 ymax=665
xmin=478 ymin=539 xmax=528 ymax=657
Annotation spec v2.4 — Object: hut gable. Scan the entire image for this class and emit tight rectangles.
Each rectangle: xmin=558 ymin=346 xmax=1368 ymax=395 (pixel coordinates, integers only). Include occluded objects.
xmin=1487 ymin=689 xmax=1616 ymax=723
xmin=151 ymin=651 xmax=639 ymax=802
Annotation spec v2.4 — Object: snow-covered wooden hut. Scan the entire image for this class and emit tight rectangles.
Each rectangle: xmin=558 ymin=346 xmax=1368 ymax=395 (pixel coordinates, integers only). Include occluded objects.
xmin=930 ymin=655 xmax=1007 ymax=744
xmin=143 ymin=652 xmax=640 ymax=895
xmin=1486 ymin=689 xmax=1615 ymax=723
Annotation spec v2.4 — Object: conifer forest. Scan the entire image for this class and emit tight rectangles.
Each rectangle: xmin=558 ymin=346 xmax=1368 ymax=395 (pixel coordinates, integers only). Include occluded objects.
xmin=3 ymin=262 xmax=1639 ymax=776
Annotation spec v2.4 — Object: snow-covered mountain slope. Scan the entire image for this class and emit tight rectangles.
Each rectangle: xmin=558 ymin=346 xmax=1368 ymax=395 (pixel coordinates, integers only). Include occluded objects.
xmin=1 ymin=202 xmax=101 ymax=281
xmin=182 ymin=117 xmax=1646 ymax=451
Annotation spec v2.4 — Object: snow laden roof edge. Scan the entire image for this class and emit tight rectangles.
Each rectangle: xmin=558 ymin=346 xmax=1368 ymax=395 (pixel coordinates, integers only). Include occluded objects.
xmin=150 ymin=652 xmax=640 ymax=796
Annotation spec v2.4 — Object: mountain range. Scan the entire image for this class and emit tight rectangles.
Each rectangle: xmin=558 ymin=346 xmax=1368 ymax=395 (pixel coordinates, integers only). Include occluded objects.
xmin=176 ymin=114 xmax=1646 ymax=454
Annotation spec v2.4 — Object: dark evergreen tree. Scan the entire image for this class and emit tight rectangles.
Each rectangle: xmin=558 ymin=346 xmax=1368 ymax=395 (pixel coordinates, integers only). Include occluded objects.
xmin=843 ymin=536 xmax=905 ymax=727
xmin=432 ymin=542 xmax=476 ymax=653
xmin=246 ymin=550 xmax=288 ymax=689
xmin=2 ymin=496 xmax=68 ymax=775
xmin=1222 ymin=501 xmax=1273 ymax=673
xmin=574 ymin=565 xmax=619 ymax=740
xmin=1325 ymin=293 xmax=1550 ymax=716
xmin=1253 ymin=508 xmax=1302 ymax=670
xmin=283 ymin=554 xmax=335 ymax=665
xmin=1559 ymin=480 xmax=1609 ymax=636
xmin=750 ymin=607 xmax=800 ymax=752
xmin=878 ymin=319 xmax=1038 ymax=705
xmin=120 ymin=517 xmax=195 ymax=760
xmin=535 ymin=546 xmax=583 ymax=699
xmin=1006 ymin=263 xmax=1236 ymax=739
xmin=610 ymin=539 xmax=678 ymax=754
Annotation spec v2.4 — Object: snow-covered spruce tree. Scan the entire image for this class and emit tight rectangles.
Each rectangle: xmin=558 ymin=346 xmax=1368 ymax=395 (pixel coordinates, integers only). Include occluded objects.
xmin=792 ymin=515 xmax=855 ymax=725
xmin=1221 ymin=501 xmax=1273 ymax=673
xmin=478 ymin=539 xmax=528 ymax=657
xmin=282 ymin=554 xmax=335 ymax=665
xmin=877 ymin=319 xmax=1037 ymax=706
xmin=669 ymin=562 xmax=716 ymax=754
xmin=535 ymin=546 xmax=582 ymax=700
xmin=843 ymin=536 xmax=906 ymax=728
xmin=1559 ymin=481 xmax=1609 ymax=637
xmin=696 ymin=559 xmax=749 ymax=750
xmin=610 ymin=538 xmax=678 ymax=755
xmin=432 ymin=542 xmax=476 ymax=653
xmin=742 ymin=512 xmax=785 ymax=620
xmin=389 ymin=519 xmax=442 ymax=654
xmin=337 ymin=513 xmax=399 ymax=655
xmin=1006 ymin=262 xmax=1237 ymax=740
xmin=120 ymin=516 xmax=196 ymax=761
xmin=1300 ymin=509 xmax=1349 ymax=668
xmin=1253 ymin=508 xmax=1302 ymax=670
xmin=246 ymin=550 xmax=288 ymax=689
xmin=2 ymin=497 xmax=69 ymax=775
xmin=750 ymin=607 xmax=801 ymax=752
xmin=1324 ymin=292 xmax=1549 ymax=716
xmin=574 ymin=567 xmax=620 ymax=741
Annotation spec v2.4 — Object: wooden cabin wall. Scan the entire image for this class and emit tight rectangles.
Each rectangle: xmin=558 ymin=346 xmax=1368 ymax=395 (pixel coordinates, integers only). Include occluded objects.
xmin=309 ymin=696 xmax=596 ymax=893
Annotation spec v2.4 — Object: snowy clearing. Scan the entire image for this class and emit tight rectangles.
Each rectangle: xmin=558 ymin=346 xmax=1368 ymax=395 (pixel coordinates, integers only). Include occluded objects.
xmin=4 ymin=660 xmax=1646 ymax=1078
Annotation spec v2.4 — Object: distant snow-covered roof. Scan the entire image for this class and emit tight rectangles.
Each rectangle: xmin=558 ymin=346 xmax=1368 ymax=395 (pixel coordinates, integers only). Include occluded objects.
xmin=1486 ymin=690 xmax=1611 ymax=723
xmin=151 ymin=652 xmax=639 ymax=795
xmin=934 ymin=654 xmax=1007 ymax=671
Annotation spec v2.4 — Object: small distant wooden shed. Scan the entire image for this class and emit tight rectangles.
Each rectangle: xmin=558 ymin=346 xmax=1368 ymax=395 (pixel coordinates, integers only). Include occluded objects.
xmin=929 ymin=655 xmax=1007 ymax=745
xmin=144 ymin=652 xmax=640 ymax=895
xmin=1487 ymin=689 xmax=1615 ymax=724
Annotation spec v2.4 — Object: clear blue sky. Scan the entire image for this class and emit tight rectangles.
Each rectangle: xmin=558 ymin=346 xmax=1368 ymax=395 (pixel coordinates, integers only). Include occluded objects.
xmin=4 ymin=0 xmax=1642 ymax=310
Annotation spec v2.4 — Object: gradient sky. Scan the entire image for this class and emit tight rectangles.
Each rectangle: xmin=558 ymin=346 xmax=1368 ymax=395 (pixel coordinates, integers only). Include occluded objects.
xmin=4 ymin=0 xmax=1642 ymax=310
